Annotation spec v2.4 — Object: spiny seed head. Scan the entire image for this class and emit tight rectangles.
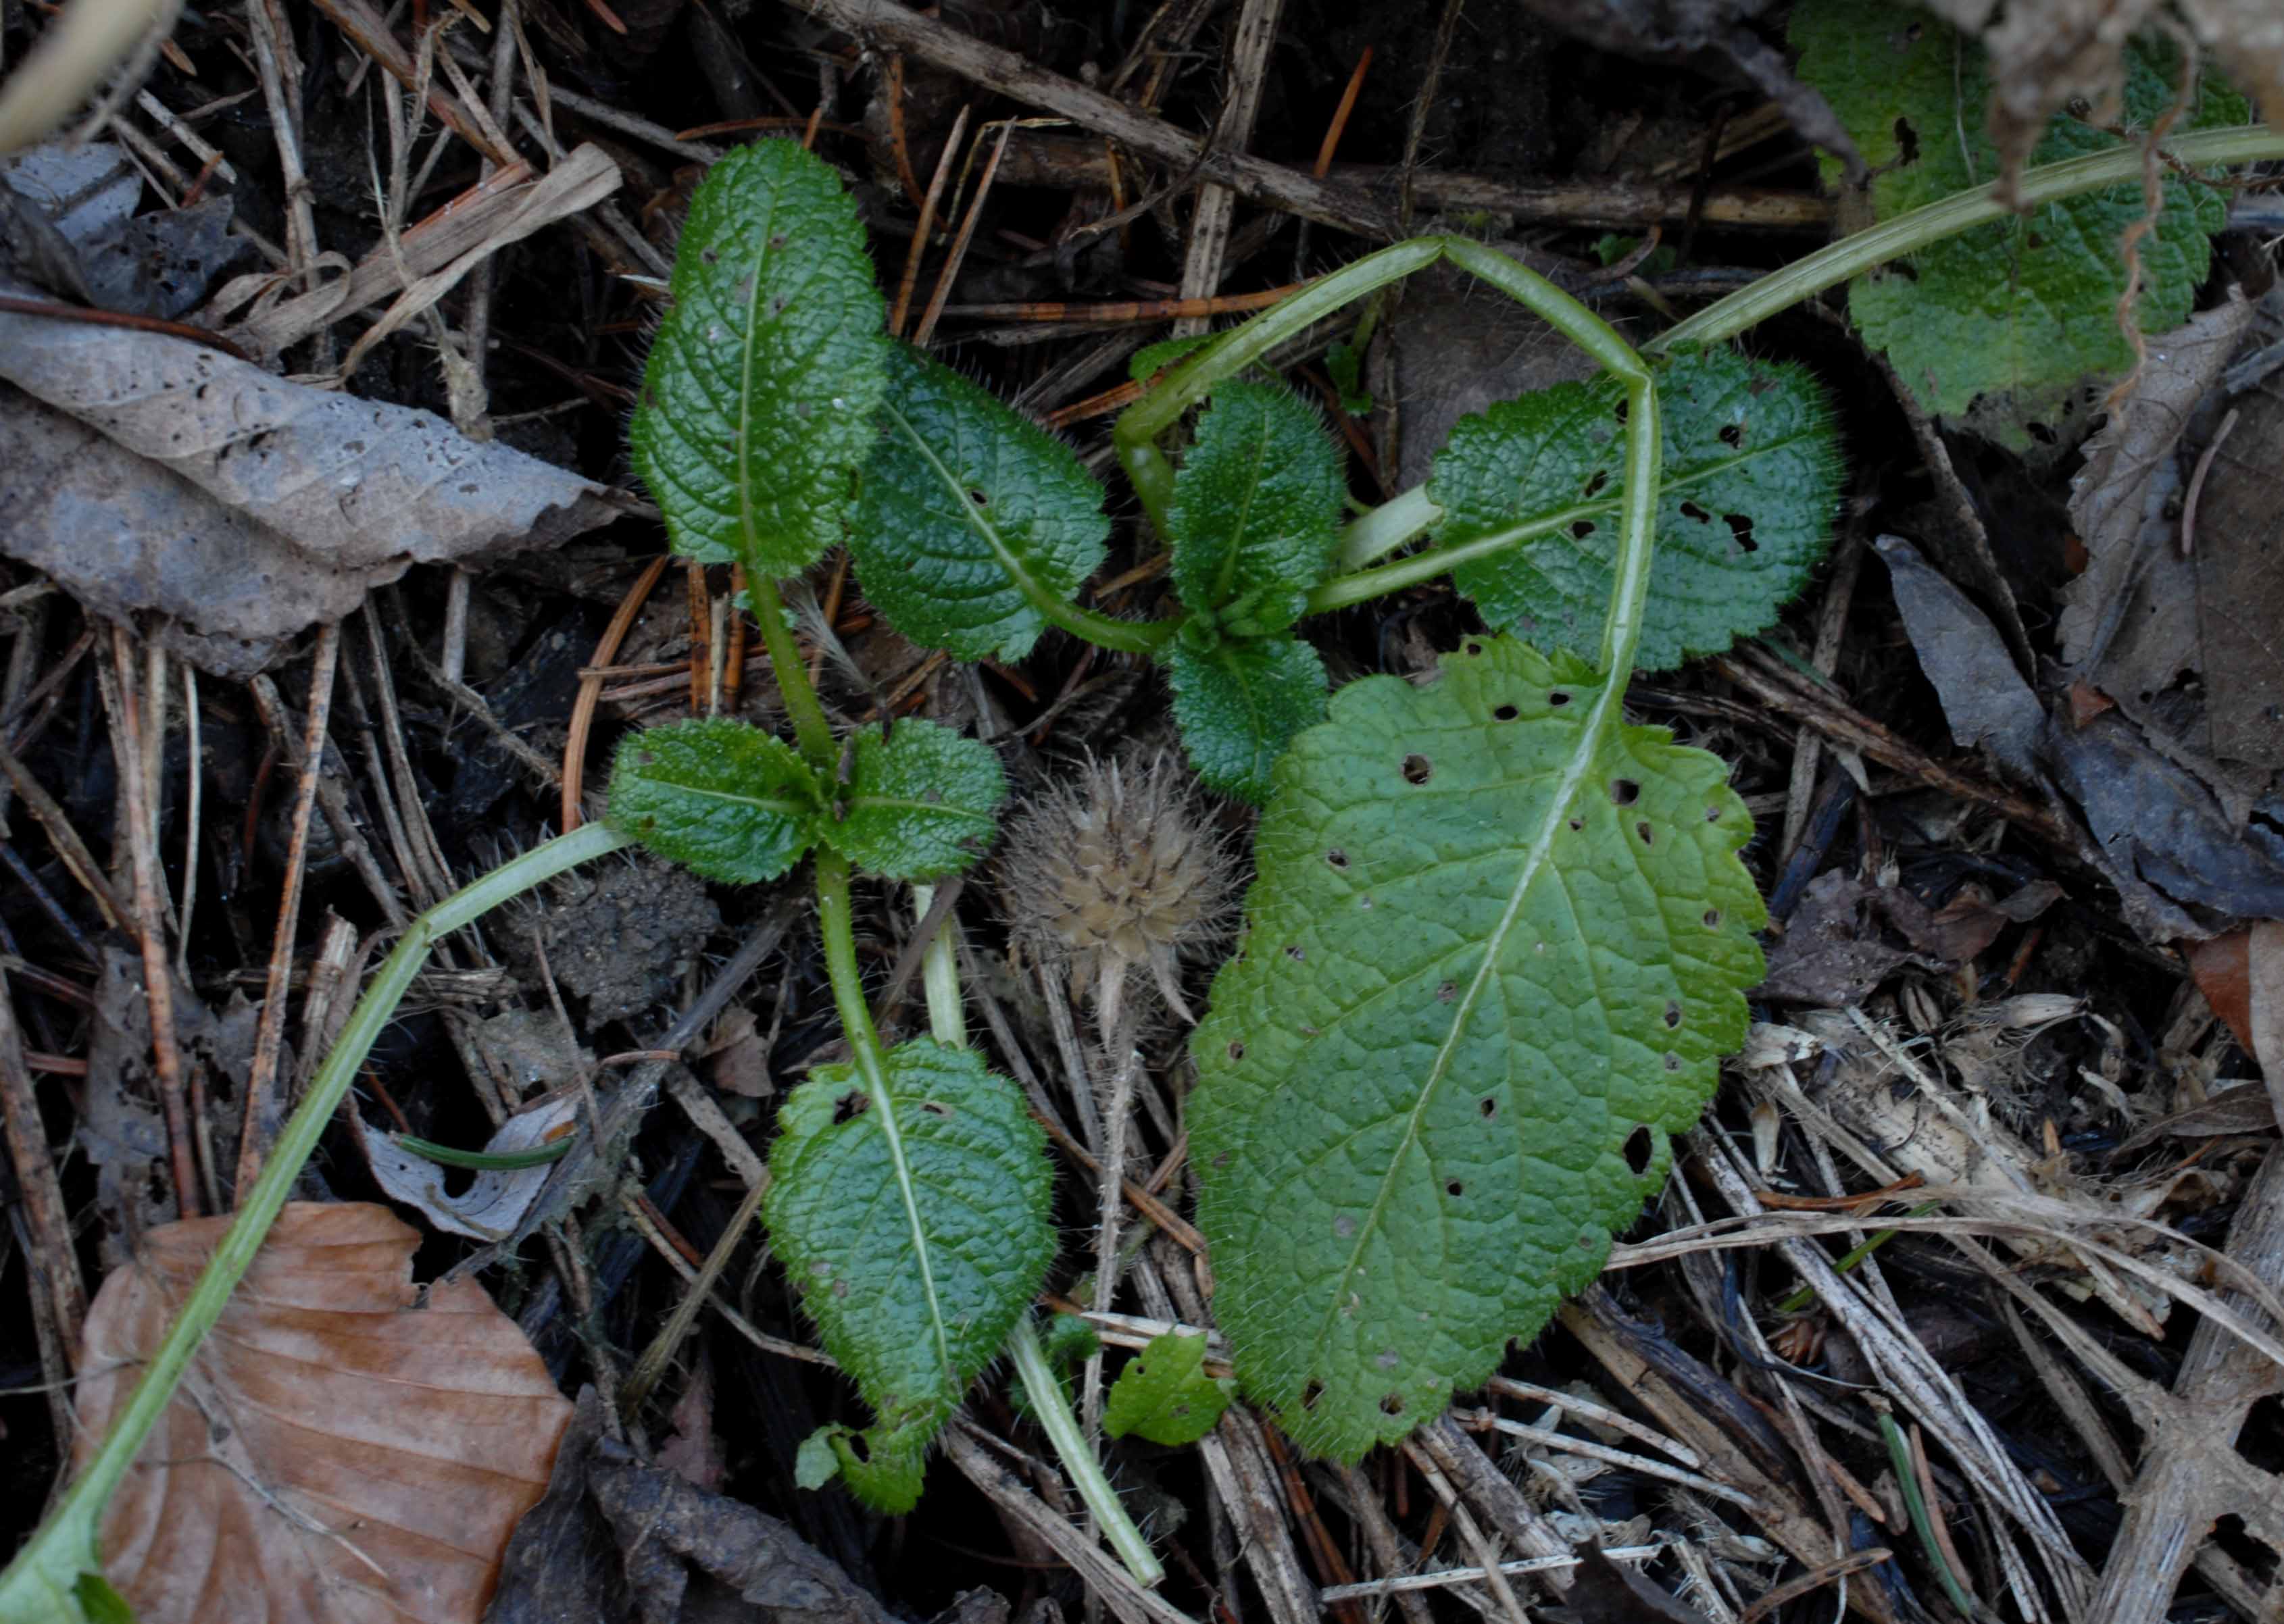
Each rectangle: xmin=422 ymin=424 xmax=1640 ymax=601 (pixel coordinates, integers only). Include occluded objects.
xmin=998 ymin=753 xmax=1239 ymax=1021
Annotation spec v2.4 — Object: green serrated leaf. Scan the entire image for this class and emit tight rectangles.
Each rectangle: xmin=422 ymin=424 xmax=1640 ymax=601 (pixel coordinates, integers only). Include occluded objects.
xmin=822 ymin=720 xmax=1007 ymax=880
xmin=795 ymin=1427 xmax=843 ymax=1490
xmin=630 ymin=140 xmax=890 ymax=577
xmin=1790 ymin=0 xmax=2247 ymax=429
xmin=1169 ymin=381 xmax=1343 ymax=630
xmin=606 ymin=717 xmax=821 ymax=883
xmin=1166 ymin=634 xmax=1328 ymax=806
xmin=1103 ymin=1333 xmax=1233 ymax=1446
xmin=850 ymin=342 xmax=1110 ymax=661
xmin=1429 ymin=349 xmax=1839 ymax=672
xmin=764 ymin=1038 xmax=1055 ymax=1513
xmin=1190 ymin=635 xmax=1765 ymax=1461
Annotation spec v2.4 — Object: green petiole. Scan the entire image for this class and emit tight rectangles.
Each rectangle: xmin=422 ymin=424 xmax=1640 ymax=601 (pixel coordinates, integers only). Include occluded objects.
xmin=388 ymin=1133 xmax=576 ymax=1171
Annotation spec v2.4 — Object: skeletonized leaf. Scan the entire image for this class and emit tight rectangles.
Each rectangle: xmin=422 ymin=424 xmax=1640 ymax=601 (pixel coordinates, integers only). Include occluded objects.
xmin=1165 ymin=634 xmax=1327 ymax=805
xmin=630 ymin=139 xmax=889 ymax=576
xmin=1103 ymin=1333 xmax=1233 ymax=1446
xmin=1191 ymin=636 xmax=1764 ymax=1461
xmin=1431 ymin=349 xmax=1839 ymax=671
xmin=764 ymin=1038 xmax=1054 ymax=1511
xmin=1790 ymin=0 xmax=2246 ymax=431
xmin=1168 ymin=381 xmax=1343 ymax=630
xmin=849 ymin=342 xmax=1110 ymax=662
xmin=74 ymin=1202 xmax=570 ymax=1624
xmin=607 ymin=717 xmax=820 ymax=884
xmin=821 ymin=720 xmax=1007 ymax=880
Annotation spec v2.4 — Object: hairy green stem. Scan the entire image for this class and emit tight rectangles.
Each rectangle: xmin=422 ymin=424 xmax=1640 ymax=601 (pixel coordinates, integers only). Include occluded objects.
xmin=1008 ymin=1316 xmax=1167 ymax=1588
xmin=747 ymin=570 xmax=838 ymax=766
xmin=0 ymin=821 xmax=630 ymax=1621
xmin=1651 ymin=124 xmax=2284 ymax=354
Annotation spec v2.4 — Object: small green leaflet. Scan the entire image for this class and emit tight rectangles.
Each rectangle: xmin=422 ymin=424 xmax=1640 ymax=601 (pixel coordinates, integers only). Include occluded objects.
xmin=1131 ymin=333 xmax=1218 ymax=383
xmin=1789 ymin=0 xmax=2247 ymax=429
xmin=1429 ymin=349 xmax=1839 ymax=672
xmin=851 ymin=342 xmax=1110 ymax=662
xmin=1166 ymin=632 xmax=1327 ymax=806
xmin=1103 ymin=1333 xmax=1233 ymax=1446
xmin=1168 ymin=381 xmax=1344 ymax=633
xmin=822 ymin=721 xmax=1006 ymax=880
xmin=765 ymin=1038 xmax=1054 ymax=1511
xmin=631 ymin=140 xmax=889 ymax=577
xmin=1190 ymin=636 xmax=1765 ymax=1461
xmin=606 ymin=717 xmax=820 ymax=884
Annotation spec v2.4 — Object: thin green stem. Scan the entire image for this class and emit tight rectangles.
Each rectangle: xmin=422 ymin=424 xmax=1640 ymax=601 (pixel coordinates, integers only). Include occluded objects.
xmin=1052 ymin=601 xmax=1178 ymax=657
xmin=1650 ymin=124 xmax=2284 ymax=354
xmin=1116 ymin=238 xmax=1445 ymax=534
xmin=0 ymin=821 xmax=630 ymax=1620
xmin=1333 ymin=484 xmax=1440 ymax=574
xmin=1008 ymin=1316 xmax=1167 ymax=1588
xmin=389 ymin=1133 xmax=575 ymax=1171
xmin=747 ymin=571 xmax=837 ymax=767
xmin=914 ymin=884 xmax=966 ymax=1048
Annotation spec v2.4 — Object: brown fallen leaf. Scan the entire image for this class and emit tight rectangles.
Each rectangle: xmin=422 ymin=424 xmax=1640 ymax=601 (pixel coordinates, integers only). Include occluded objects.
xmin=74 ymin=1200 xmax=571 ymax=1624
xmin=2187 ymin=919 xmax=2284 ymax=1126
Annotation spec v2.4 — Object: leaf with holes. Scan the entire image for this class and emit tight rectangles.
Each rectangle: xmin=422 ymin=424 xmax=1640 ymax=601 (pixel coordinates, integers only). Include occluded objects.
xmin=1103 ymin=1332 xmax=1233 ymax=1446
xmin=606 ymin=716 xmax=822 ymax=884
xmin=630 ymin=139 xmax=889 ymax=577
xmin=820 ymin=719 xmax=1007 ymax=880
xmin=1189 ymin=635 xmax=1765 ymax=1461
xmin=1168 ymin=381 xmax=1344 ymax=633
xmin=1429 ymin=349 xmax=1839 ymax=673
xmin=1789 ymin=0 xmax=2248 ymax=432
xmin=1165 ymin=632 xmax=1328 ymax=805
xmin=849 ymin=342 xmax=1110 ymax=662
xmin=764 ymin=1038 xmax=1054 ymax=1511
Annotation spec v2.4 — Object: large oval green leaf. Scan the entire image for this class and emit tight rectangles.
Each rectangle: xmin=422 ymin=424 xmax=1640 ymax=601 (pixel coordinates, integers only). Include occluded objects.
xmin=630 ymin=139 xmax=889 ymax=577
xmin=1190 ymin=636 xmax=1765 ymax=1461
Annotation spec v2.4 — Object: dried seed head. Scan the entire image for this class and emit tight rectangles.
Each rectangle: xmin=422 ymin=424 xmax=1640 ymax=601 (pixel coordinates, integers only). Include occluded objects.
xmin=998 ymin=753 xmax=1240 ymax=1026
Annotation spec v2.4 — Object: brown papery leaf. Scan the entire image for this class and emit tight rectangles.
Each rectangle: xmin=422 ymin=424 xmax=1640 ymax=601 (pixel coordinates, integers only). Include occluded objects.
xmin=72 ymin=1201 xmax=572 ymax=1624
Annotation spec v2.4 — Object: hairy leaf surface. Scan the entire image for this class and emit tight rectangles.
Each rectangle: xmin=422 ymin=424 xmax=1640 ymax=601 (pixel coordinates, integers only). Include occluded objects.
xmin=1190 ymin=636 xmax=1765 ymax=1460
xmin=606 ymin=717 xmax=820 ymax=883
xmin=630 ymin=140 xmax=889 ymax=576
xmin=1166 ymin=633 xmax=1328 ymax=805
xmin=1103 ymin=1333 xmax=1233 ymax=1446
xmin=1430 ymin=351 xmax=1839 ymax=671
xmin=822 ymin=720 xmax=1007 ymax=880
xmin=1791 ymin=0 xmax=2247 ymax=429
xmin=850 ymin=343 xmax=1109 ymax=661
xmin=1168 ymin=381 xmax=1343 ymax=632
xmin=764 ymin=1039 xmax=1054 ymax=1510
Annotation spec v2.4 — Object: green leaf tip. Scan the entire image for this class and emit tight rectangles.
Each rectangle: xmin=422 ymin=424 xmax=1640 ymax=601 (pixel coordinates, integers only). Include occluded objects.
xmin=1789 ymin=0 xmax=2247 ymax=432
xmin=631 ymin=138 xmax=890 ymax=578
xmin=764 ymin=1038 xmax=1055 ymax=1512
xmin=851 ymin=342 xmax=1112 ymax=662
xmin=823 ymin=720 xmax=1007 ymax=880
xmin=605 ymin=716 xmax=821 ymax=883
xmin=1190 ymin=635 xmax=1766 ymax=1461
xmin=1166 ymin=632 xmax=1327 ymax=806
xmin=1169 ymin=380 xmax=1344 ymax=633
xmin=1104 ymin=1333 xmax=1233 ymax=1446
xmin=1431 ymin=349 xmax=1840 ymax=672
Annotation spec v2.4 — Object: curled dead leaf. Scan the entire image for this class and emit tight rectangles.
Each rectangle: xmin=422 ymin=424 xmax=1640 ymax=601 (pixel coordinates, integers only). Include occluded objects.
xmin=73 ymin=1201 xmax=570 ymax=1624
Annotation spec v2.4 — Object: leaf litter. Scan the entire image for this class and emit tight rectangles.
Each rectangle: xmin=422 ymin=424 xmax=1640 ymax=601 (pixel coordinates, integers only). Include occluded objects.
xmin=6 ymin=1 xmax=2284 ymax=1621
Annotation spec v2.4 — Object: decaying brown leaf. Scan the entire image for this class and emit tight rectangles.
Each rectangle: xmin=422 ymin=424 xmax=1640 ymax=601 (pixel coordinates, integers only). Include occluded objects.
xmin=74 ymin=1201 xmax=571 ymax=1624
xmin=0 ymin=290 xmax=622 ymax=676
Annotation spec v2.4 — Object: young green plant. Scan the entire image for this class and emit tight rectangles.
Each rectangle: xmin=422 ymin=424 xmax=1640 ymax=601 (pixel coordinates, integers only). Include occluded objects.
xmin=12 ymin=70 xmax=2284 ymax=1621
